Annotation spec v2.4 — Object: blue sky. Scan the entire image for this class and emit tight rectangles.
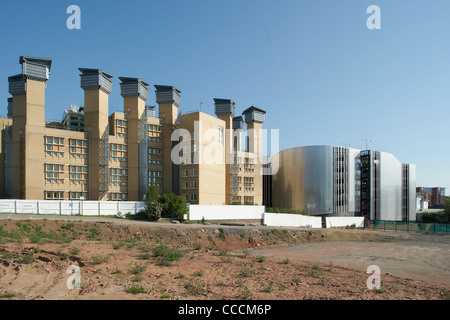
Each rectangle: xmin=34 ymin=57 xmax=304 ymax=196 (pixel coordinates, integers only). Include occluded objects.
xmin=0 ymin=0 xmax=448 ymax=194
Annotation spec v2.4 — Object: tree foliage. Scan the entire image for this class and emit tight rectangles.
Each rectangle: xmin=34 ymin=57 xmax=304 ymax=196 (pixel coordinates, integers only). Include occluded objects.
xmin=143 ymin=186 xmax=188 ymax=222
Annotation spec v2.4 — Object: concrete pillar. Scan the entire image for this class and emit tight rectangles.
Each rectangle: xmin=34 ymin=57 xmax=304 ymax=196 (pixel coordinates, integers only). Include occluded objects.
xmin=214 ymin=98 xmax=235 ymax=204
xmin=8 ymin=56 xmax=52 ymax=199
xmin=120 ymin=77 xmax=149 ymax=201
xmin=79 ymin=68 xmax=113 ymax=200
xmin=242 ymin=106 xmax=266 ymax=206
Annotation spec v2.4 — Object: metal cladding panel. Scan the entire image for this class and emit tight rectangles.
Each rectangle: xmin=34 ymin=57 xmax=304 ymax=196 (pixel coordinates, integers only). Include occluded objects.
xmin=379 ymin=152 xmax=402 ymax=221
xmin=99 ymin=74 xmax=112 ymax=94
xmin=347 ymin=148 xmax=361 ymax=215
xmin=80 ymin=69 xmax=113 ymax=94
xmin=8 ymin=77 xmax=26 ymax=95
xmin=215 ymin=104 xmax=235 ymax=117
xmin=408 ymin=164 xmax=417 ymax=221
xmin=301 ymin=146 xmax=334 ymax=216
xmin=214 ymin=99 xmax=235 ymax=117
xmin=274 ymin=146 xmax=334 ymax=215
xmin=243 ymin=110 xmax=265 ymax=124
xmin=80 ymin=74 xmax=101 ymax=90
xmin=233 ymin=116 xmax=244 ymax=130
xmin=120 ymin=82 xmax=149 ymax=101
xmin=22 ymin=62 xmax=49 ymax=81
xmin=7 ymin=98 xmax=13 ymax=118
xmin=155 ymin=90 xmax=181 ymax=107
xmin=138 ymin=113 xmax=149 ymax=200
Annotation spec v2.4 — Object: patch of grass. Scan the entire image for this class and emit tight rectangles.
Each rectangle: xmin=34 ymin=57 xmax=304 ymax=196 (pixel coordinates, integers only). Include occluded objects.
xmin=111 ymin=268 xmax=122 ymax=275
xmin=0 ymin=225 xmax=23 ymax=243
xmin=91 ymin=255 xmax=109 ymax=265
xmin=0 ymin=293 xmax=15 ymax=299
xmin=262 ymin=282 xmax=274 ymax=293
xmin=58 ymin=253 xmax=70 ymax=261
xmin=184 ymin=279 xmax=206 ymax=296
xmin=126 ymin=285 xmax=147 ymax=295
xmin=0 ymin=251 xmax=15 ymax=259
xmin=238 ymin=286 xmax=253 ymax=300
xmin=240 ymin=266 xmax=254 ymax=278
xmin=69 ymin=247 xmax=81 ymax=255
xmin=111 ymin=242 xmax=122 ymax=250
xmin=256 ymin=255 xmax=266 ymax=263
xmin=131 ymin=275 xmax=143 ymax=282
xmin=152 ymin=244 xmax=184 ymax=266
xmin=308 ymin=264 xmax=323 ymax=278
xmin=442 ymin=289 xmax=450 ymax=300
xmin=281 ymin=257 xmax=290 ymax=264
xmin=174 ymin=273 xmax=185 ymax=279
xmin=193 ymin=270 xmax=204 ymax=277
xmin=374 ymin=288 xmax=386 ymax=294
xmin=21 ymin=253 xmax=35 ymax=264
xmin=129 ymin=263 xmax=146 ymax=275
xmin=160 ymin=294 xmax=170 ymax=299
xmin=135 ymin=253 xmax=152 ymax=260
xmin=219 ymin=249 xmax=230 ymax=256
xmin=87 ymin=224 xmax=101 ymax=240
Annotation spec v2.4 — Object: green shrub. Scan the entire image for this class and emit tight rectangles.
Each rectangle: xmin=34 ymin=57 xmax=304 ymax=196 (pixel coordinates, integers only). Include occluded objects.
xmin=126 ymin=285 xmax=147 ymax=295
xmin=143 ymin=186 xmax=188 ymax=222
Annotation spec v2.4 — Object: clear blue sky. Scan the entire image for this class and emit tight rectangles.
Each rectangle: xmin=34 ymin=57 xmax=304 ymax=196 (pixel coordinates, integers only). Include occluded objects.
xmin=0 ymin=0 xmax=448 ymax=194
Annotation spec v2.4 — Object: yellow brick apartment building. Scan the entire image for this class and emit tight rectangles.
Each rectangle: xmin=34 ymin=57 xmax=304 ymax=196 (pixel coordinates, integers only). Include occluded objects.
xmin=0 ymin=56 xmax=266 ymax=205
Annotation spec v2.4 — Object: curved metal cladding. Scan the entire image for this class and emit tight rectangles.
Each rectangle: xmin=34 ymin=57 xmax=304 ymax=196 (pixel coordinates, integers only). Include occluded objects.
xmin=272 ymin=146 xmax=334 ymax=215
xmin=379 ymin=152 xmax=403 ymax=221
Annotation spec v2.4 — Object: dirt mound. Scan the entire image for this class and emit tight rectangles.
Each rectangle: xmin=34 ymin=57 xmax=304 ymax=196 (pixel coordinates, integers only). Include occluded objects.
xmin=0 ymin=218 xmax=448 ymax=300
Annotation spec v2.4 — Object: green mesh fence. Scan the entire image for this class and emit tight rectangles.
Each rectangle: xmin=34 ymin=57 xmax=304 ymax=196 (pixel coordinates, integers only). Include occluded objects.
xmin=373 ymin=221 xmax=449 ymax=234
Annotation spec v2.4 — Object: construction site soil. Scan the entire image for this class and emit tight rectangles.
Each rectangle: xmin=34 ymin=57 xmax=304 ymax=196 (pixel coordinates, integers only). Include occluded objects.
xmin=0 ymin=214 xmax=448 ymax=300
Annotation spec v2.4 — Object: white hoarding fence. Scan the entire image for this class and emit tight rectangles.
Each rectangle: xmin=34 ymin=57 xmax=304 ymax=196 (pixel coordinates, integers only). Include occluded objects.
xmin=0 ymin=199 xmax=145 ymax=216
xmin=188 ymin=205 xmax=265 ymax=221
xmin=263 ymin=212 xmax=322 ymax=228
xmin=325 ymin=216 xmax=365 ymax=228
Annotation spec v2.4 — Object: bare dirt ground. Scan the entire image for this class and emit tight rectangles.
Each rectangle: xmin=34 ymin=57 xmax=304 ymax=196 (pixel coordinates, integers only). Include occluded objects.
xmin=0 ymin=214 xmax=449 ymax=300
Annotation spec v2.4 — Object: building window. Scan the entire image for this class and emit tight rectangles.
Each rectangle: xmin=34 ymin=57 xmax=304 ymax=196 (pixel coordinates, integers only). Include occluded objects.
xmin=45 ymin=191 xmax=64 ymax=200
xmin=218 ymin=127 xmax=223 ymax=145
xmin=69 ymin=139 xmax=88 ymax=159
xmin=70 ymin=165 xmax=88 ymax=185
xmin=191 ymin=168 xmax=197 ymax=177
xmin=190 ymin=193 xmax=197 ymax=202
xmin=45 ymin=164 xmax=65 ymax=184
xmin=110 ymin=143 xmax=127 ymax=162
xmin=108 ymin=192 xmax=127 ymax=201
xmin=190 ymin=181 xmax=197 ymax=189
